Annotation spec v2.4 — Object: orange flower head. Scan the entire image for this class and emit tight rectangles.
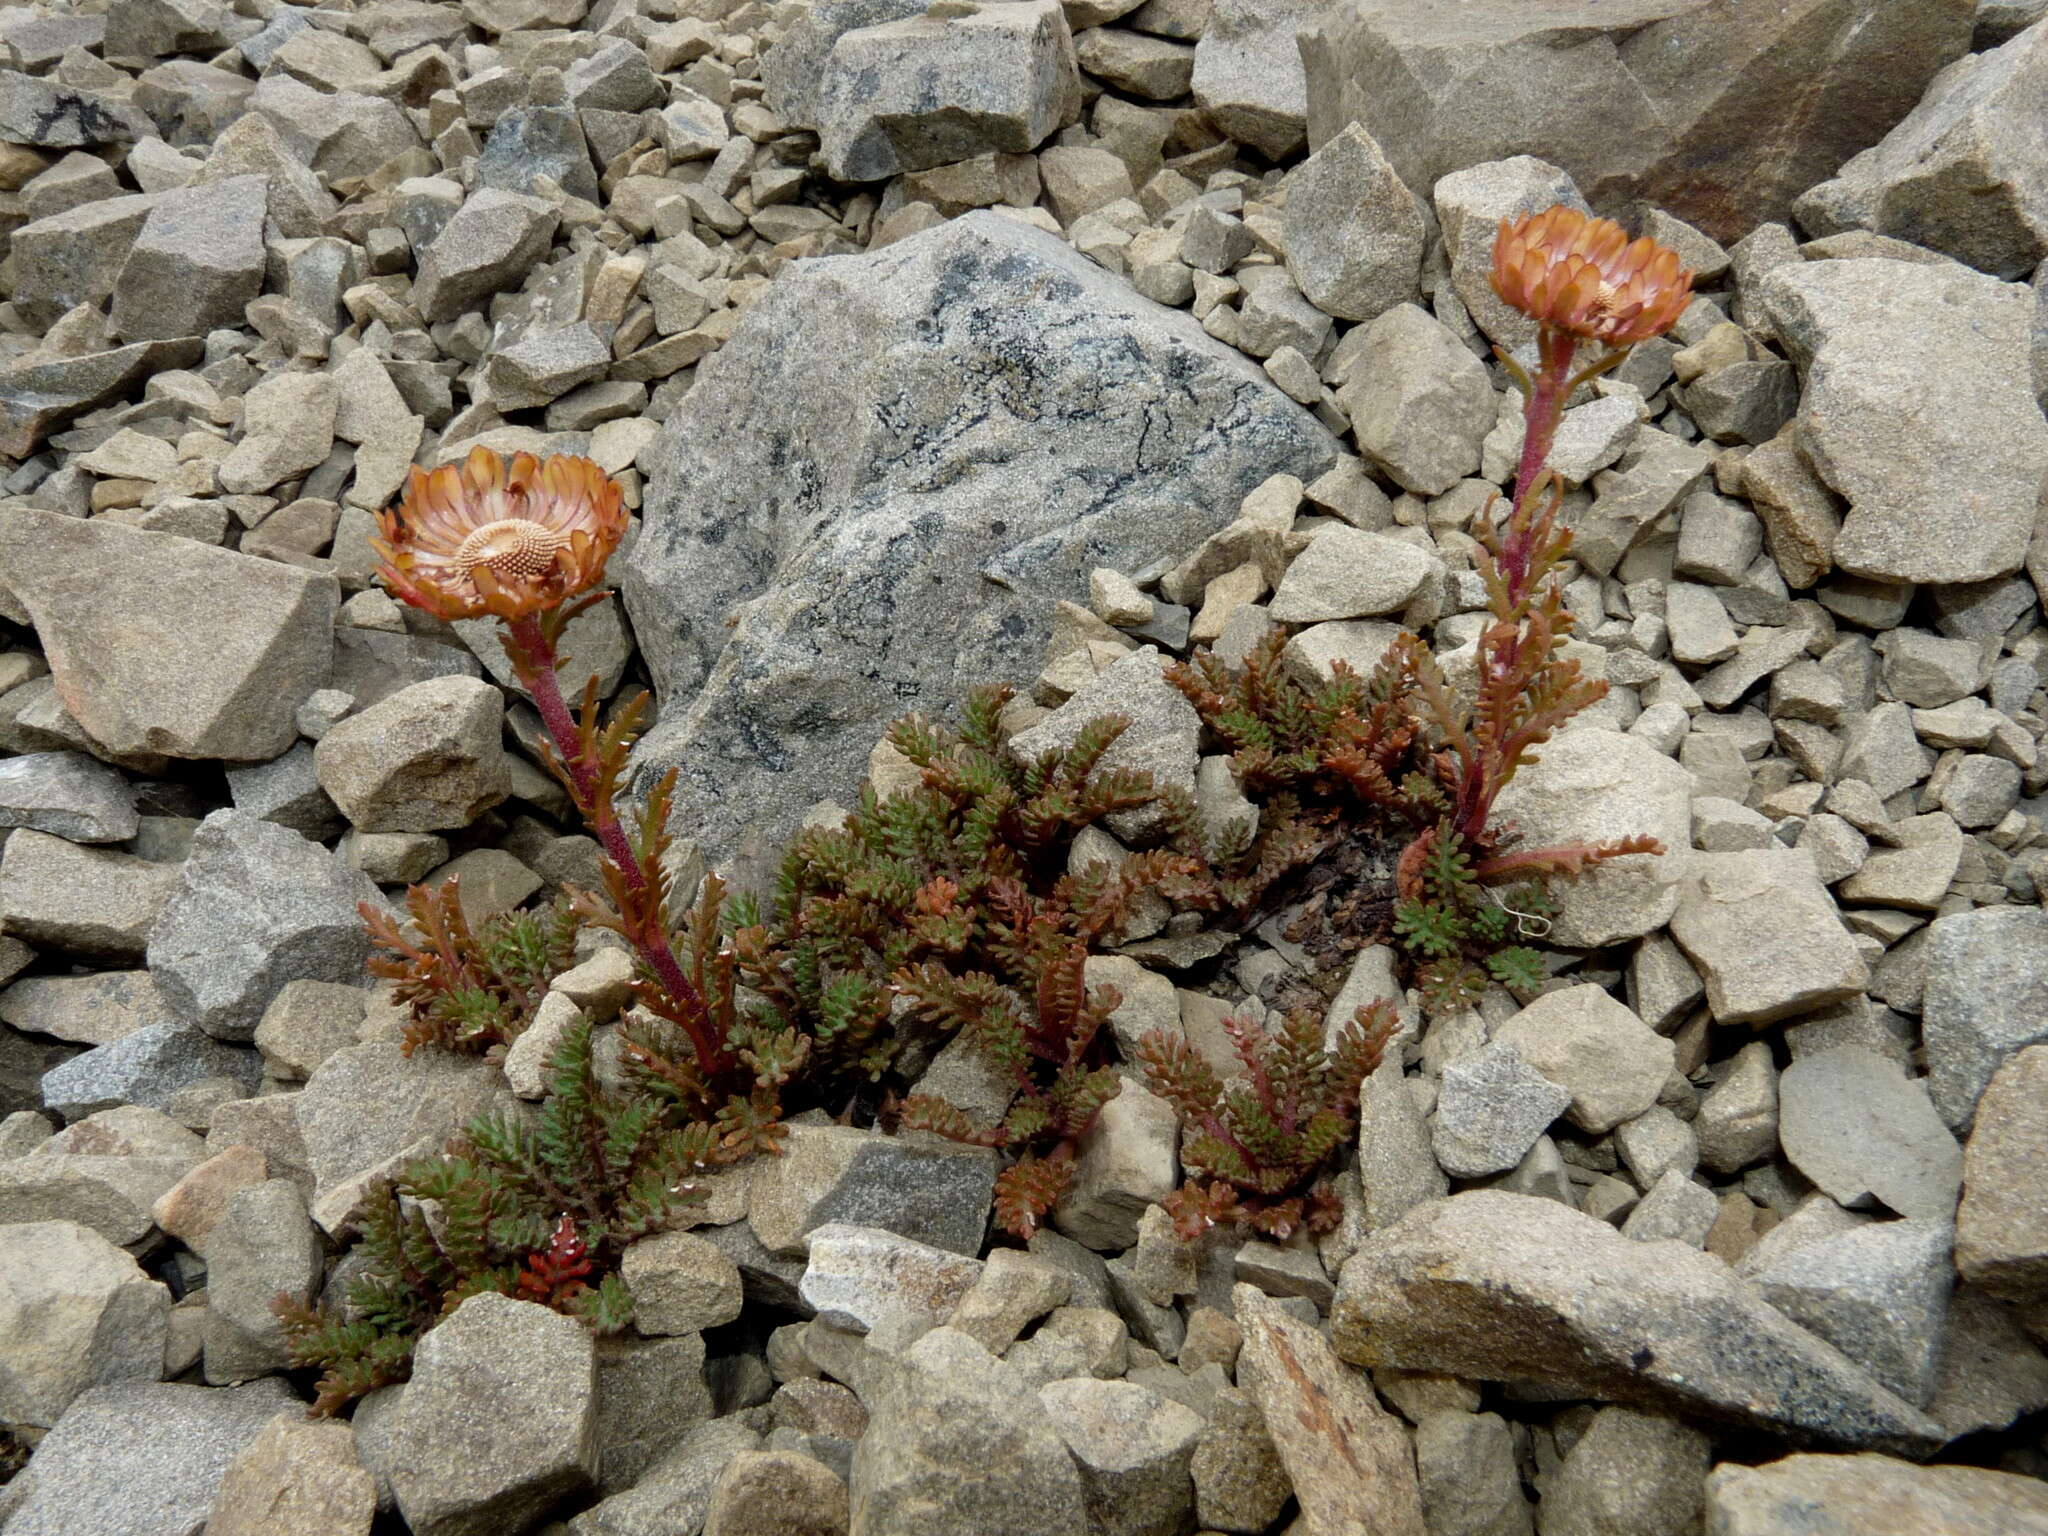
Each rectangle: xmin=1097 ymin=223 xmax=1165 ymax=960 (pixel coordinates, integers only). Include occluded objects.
xmin=372 ymin=446 xmax=628 ymax=622
xmin=1490 ymin=206 xmax=1694 ymax=348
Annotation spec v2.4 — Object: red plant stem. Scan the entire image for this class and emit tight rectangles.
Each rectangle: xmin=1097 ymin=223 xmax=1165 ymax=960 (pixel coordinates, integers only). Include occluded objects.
xmin=1500 ymin=326 xmax=1578 ymax=603
xmin=503 ymin=612 xmax=727 ymax=1081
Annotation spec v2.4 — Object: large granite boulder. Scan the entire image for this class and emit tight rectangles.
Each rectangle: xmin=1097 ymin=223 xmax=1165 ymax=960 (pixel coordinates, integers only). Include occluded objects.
xmin=1298 ymin=0 xmax=1974 ymax=242
xmin=622 ymin=212 xmax=1340 ymax=872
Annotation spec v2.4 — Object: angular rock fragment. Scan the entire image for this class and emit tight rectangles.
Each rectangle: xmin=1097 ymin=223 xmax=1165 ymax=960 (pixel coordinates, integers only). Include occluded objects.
xmin=1747 ymin=1218 xmax=1954 ymax=1406
xmin=381 ymin=1293 xmax=599 ymax=1536
xmin=1298 ymin=0 xmax=1973 ymax=242
xmin=1191 ymin=0 xmax=1322 ymax=158
xmin=0 ymin=1379 xmax=298 ymax=1536
xmin=1487 ymin=728 xmax=1693 ymax=949
xmin=1235 ymin=1285 xmax=1426 ymax=1535
xmin=1668 ymin=849 xmax=1868 ymax=1025
xmin=849 ymin=1326 xmax=1090 ymax=1536
xmin=147 ymin=811 xmax=378 ymax=1043
xmin=411 ymin=188 xmax=560 ymax=324
xmin=1755 ymin=257 xmax=2048 ymax=584
xmin=1920 ymin=905 xmax=2048 ymax=1132
xmin=0 ymin=751 xmax=137 ymax=843
xmin=1796 ymin=23 xmax=2048 ymax=279
xmin=1337 ymin=302 xmax=1495 ymax=495
xmin=1492 ymin=984 xmax=1674 ymax=1135
xmin=313 ymin=676 xmax=510 ymax=833
xmin=109 ymin=172 xmax=265 ymax=343
xmin=0 ymin=507 xmax=338 ymax=761
xmin=1281 ymin=122 xmax=1426 ymax=322
xmin=0 ymin=1219 xmax=168 ymax=1428
xmin=1956 ymin=1044 xmax=2048 ymax=1302
xmin=1330 ymin=1191 xmax=1944 ymax=1454
xmin=0 ymin=831 xmax=180 ymax=964
xmin=1777 ymin=1047 xmax=1963 ymax=1222
xmin=1705 ymin=1451 xmax=2048 ymax=1535
xmin=814 ymin=1 xmax=1081 ymax=182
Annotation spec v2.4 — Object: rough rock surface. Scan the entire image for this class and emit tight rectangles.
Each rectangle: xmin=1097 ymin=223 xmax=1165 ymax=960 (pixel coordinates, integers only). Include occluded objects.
xmin=379 ymin=1293 xmax=600 ymax=1536
xmin=1755 ymin=257 xmax=2048 ymax=585
xmin=146 ymin=811 xmax=378 ymax=1043
xmin=0 ymin=1378 xmax=298 ymax=1536
xmin=622 ymin=212 xmax=1338 ymax=871
xmin=1705 ymin=1451 xmax=2048 ymax=1534
xmin=1299 ymin=0 xmax=1974 ymax=242
xmin=848 ymin=1326 xmax=1090 ymax=1536
xmin=1488 ymin=729 xmax=1694 ymax=950
xmin=1795 ymin=23 xmax=2048 ymax=279
xmin=1920 ymin=906 xmax=2048 ymax=1132
xmin=1331 ymin=1191 xmax=1944 ymax=1454
xmin=0 ymin=508 xmax=338 ymax=762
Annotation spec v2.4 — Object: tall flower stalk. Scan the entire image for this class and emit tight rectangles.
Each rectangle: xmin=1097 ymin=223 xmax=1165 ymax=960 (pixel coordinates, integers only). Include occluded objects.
xmin=1431 ymin=205 xmax=1696 ymax=852
xmin=372 ymin=447 xmax=736 ymax=1097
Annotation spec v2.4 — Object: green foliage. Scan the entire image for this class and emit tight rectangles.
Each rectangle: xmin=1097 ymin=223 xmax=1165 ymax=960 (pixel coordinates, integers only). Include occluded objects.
xmin=362 ymin=880 xmax=578 ymax=1057
xmin=275 ymin=1019 xmax=716 ymax=1415
xmin=738 ymin=686 xmax=1208 ymax=1100
xmin=1134 ymin=1000 xmax=1400 ymax=1241
xmin=895 ymin=941 xmax=1126 ymax=1240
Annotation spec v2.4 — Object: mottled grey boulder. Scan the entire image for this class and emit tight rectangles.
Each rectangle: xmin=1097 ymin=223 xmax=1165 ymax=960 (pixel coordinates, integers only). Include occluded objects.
xmin=380 ymin=1294 xmax=599 ymax=1536
xmin=0 ymin=751 xmax=137 ymax=843
xmin=814 ymin=1 xmax=1081 ymax=182
xmin=39 ymin=1020 xmax=261 ymax=1122
xmin=1299 ymin=0 xmax=1973 ymax=243
xmin=1795 ymin=23 xmax=2048 ymax=279
xmin=623 ymin=213 xmax=1338 ymax=872
xmin=0 ymin=507 xmax=338 ymax=762
xmin=0 ymin=1378 xmax=298 ymax=1536
xmin=1331 ymin=1191 xmax=1944 ymax=1455
xmin=146 ymin=811 xmax=379 ymax=1043
xmin=1754 ymin=257 xmax=2048 ymax=585
xmin=1920 ymin=905 xmax=2048 ymax=1131
xmin=1705 ymin=1452 xmax=2048 ymax=1535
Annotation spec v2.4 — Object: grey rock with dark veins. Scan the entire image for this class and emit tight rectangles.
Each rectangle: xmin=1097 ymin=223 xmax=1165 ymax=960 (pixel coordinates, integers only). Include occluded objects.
xmin=623 ymin=213 xmax=1339 ymax=874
